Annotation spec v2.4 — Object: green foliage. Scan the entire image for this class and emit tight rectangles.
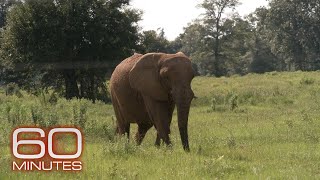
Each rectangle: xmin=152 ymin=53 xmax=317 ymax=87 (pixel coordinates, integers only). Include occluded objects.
xmin=200 ymin=0 xmax=241 ymax=76
xmin=175 ymin=1 xmax=259 ymax=76
xmin=177 ymin=21 xmax=215 ymax=75
xmin=104 ymin=137 xmax=138 ymax=157
xmin=48 ymin=92 xmax=58 ymax=105
xmin=172 ymin=0 xmax=320 ymax=76
xmin=263 ymin=0 xmax=320 ymax=70
xmin=1 ymin=0 xmax=141 ymax=102
xmin=72 ymin=99 xmax=88 ymax=129
xmin=0 ymin=0 xmax=20 ymax=28
xmin=220 ymin=17 xmax=254 ymax=75
xmin=30 ymin=105 xmax=45 ymax=126
xmin=4 ymin=96 xmax=28 ymax=125
xmin=5 ymin=82 xmax=22 ymax=97
xmin=102 ymin=121 xmax=116 ymax=141
xmin=139 ymin=29 xmax=172 ymax=53
xmin=228 ymin=93 xmax=238 ymax=111
xmin=300 ymin=77 xmax=315 ymax=85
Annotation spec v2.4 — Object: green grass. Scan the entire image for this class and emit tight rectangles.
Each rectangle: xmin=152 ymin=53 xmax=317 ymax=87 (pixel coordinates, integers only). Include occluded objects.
xmin=1 ymin=71 xmax=320 ymax=179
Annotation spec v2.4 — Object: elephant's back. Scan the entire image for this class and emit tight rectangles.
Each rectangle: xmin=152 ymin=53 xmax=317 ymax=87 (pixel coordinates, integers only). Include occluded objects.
xmin=110 ymin=53 xmax=142 ymax=88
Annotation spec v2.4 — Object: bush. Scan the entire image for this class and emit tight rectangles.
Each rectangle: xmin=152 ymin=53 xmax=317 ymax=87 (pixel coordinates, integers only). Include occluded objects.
xmin=300 ymin=77 xmax=315 ymax=85
xmin=71 ymin=99 xmax=89 ymax=129
xmin=5 ymin=98 xmax=28 ymax=126
xmin=31 ymin=105 xmax=45 ymax=126
xmin=5 ymin=83 xmax=23 ymax=98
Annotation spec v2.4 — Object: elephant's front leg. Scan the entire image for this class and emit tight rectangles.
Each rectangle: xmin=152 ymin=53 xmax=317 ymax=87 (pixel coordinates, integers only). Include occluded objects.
xmin=143 ymin=96 xmax=172 ymax=146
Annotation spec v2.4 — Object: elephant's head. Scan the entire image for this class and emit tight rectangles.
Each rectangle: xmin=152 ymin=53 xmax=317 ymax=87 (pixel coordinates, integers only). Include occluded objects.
xmin=129 ymin=52 xmax=195 ymax=151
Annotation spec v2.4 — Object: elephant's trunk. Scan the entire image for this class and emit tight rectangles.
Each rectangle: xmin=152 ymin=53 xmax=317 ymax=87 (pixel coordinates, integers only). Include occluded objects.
xmin=177 ymin=101 xmax=191 ymax=151
xmin=174 ymin=87 xmax=193 ymax=152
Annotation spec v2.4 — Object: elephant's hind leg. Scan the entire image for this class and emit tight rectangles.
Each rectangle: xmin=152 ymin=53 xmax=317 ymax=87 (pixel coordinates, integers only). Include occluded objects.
xmin=143 ymin=96 xmax=172 ymax=146
xmin=135 ymin=122 xmax=153 ymax=145
xmin=117 ymin=123 xmax=130 ymax=139
xmin=155 ymin=134 xmax=161 ymax=146
xmin=111 ymin=93 xmax=130 ymax=139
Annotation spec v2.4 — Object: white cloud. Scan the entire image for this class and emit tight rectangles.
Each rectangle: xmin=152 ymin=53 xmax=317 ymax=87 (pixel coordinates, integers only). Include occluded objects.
xmin=131 ymin=0 xmax=269 ymax=40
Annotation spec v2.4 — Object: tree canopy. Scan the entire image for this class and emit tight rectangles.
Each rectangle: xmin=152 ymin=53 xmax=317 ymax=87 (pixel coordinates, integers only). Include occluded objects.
xmin=170 ymin=0 xmax=320 ymax=76
xmin=1 ymin=0 xmax=141 ymax=102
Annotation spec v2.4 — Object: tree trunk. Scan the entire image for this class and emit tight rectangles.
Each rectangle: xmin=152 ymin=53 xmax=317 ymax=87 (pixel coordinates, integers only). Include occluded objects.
xmin=293 ymin=44 xmax=305 ymax=71
xmin=214 ymin=18 xmax=222 ymax=77
xmin=64 ymin=70 xmax=79 ymax=99
xmin=89 ymin=72 xmax=96 ymax=103
xmin=214 ymin=35 xmax=220 ymax=76
xmin=79 ymin=76 xmax=85 ymax=98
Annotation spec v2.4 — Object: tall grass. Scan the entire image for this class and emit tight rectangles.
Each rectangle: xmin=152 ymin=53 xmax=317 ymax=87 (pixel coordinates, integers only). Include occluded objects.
xmin=1 ymin=71 xmax=320 ymax=179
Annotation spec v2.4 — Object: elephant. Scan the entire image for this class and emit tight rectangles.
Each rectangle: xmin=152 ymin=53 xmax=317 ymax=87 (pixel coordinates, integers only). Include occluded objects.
xmin=110 ymin=52 xmax=195 ymax=151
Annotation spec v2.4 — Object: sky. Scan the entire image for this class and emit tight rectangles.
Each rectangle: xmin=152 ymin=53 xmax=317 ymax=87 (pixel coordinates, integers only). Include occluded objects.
xmin=131 ymin=0 xmax=269 ymax=40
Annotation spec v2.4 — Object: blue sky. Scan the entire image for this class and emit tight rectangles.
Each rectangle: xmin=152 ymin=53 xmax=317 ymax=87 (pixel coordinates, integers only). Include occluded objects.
xmin=131 ymin=0 xmax=269 ymax=40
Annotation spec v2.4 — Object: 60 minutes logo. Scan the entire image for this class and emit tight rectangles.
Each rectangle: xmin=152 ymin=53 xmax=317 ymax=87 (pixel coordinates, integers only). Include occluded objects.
xmin=11 ymin=127 xmax=83 ymax=172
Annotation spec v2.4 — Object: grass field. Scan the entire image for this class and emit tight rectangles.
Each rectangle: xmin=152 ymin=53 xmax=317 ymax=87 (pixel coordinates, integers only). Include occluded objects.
xmin=1 ymin=71 xmax=320 ymax=179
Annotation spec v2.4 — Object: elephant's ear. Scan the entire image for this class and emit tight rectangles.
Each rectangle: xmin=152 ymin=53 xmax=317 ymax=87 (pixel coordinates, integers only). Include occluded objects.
xmin=129 ymin=53 xmax=169 ymax=101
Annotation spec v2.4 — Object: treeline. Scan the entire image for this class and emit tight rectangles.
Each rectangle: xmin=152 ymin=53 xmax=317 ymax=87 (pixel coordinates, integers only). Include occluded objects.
xmin=0 ymin=0 xmax=320 ymax=102
xmin=145 ymin=0 xmax=320 ymax=76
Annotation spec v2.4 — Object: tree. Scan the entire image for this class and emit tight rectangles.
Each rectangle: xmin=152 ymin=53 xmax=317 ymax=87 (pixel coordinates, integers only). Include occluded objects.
xmin=219 ymin=16 xmax=255 ymax=75
xmin=0 ymin=0 xmax=19 ymax=28
xmin=178 ymin=16 xmax=255 ymax=76
xmin=177 ymin=21 xmax=213 ymax=75
xmin=1 ymin=0 xmax=141 ymax=102
xmin=139 ymin=28 xmax=172 ymax=53
xmin=0 ymin=0 xmax=20 ymax=84
xmin=200 ymin=0 xmax=240 ymax=76
xmin=264 ymin=0 xmax=320 ymax=70
xmin=247 ymin=7 xmax=284 ymax=73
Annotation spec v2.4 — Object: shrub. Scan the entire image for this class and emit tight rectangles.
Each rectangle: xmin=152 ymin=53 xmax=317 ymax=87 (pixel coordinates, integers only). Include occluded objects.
xmin=5 ymin=83 xmax=23 ymax=98
xmin=5 ymin=98 xmax=28 ymax=126
xmin=300 ymin=77 xmax=315 ymax=85
xmin=48 ymin=92 xmax=58 ymax=105
xmin=71 ymin=99 xmax=89 ymax=129
xmin=31 ymin=105 xmax=45 ymax=126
